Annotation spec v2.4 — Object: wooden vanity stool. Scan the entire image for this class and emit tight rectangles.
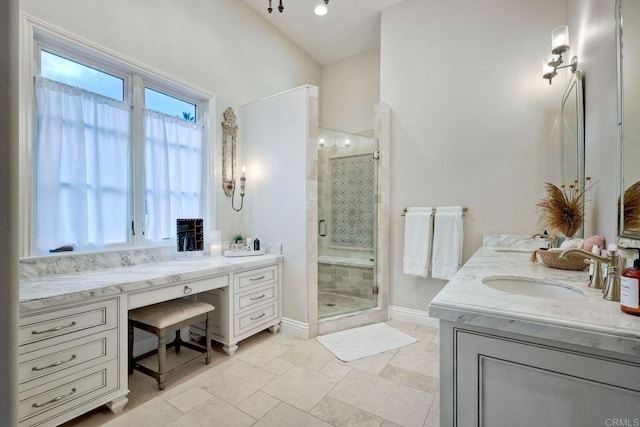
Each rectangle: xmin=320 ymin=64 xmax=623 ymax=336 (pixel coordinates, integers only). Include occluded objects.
xmin=128 ymin=298 xmax=214 ymax=390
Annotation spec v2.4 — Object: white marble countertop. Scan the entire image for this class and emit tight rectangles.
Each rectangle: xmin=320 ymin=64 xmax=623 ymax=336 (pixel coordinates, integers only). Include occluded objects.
xmin=20 ymin=254 xmax=283 ymax=313
xmin=428 ymin=245 xmax=640 ymax=357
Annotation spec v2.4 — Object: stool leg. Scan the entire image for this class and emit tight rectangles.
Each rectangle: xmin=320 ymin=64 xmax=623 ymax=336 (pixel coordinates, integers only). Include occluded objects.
xmin=205 ymin=313 xmax=212 ymax=365
xmin=174 ymin=329 xmax=181 ymax=354
xmin=128 ymin=322 xmax=134 ymax=375
xmin=157 ymin=332 xmax=167 ymax=390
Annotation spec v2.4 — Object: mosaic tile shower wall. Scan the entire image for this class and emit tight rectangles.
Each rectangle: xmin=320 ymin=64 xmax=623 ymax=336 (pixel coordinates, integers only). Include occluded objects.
xmin=330 ymin=154 xmax=375 ymax=248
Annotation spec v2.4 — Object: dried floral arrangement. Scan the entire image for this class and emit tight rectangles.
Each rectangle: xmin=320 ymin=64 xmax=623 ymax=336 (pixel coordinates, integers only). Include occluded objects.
xmin=537 ymin=177 xmax=592 ymax=238
xmin=623 ymin=180 xmax=640 ymax=231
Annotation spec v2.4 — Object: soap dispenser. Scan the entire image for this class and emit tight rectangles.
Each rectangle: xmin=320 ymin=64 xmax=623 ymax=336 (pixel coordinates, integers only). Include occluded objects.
xmin=621 ymin=248 xmax=640 ymax=316
xmin=253 ymin=235 xmax=260 ymax=251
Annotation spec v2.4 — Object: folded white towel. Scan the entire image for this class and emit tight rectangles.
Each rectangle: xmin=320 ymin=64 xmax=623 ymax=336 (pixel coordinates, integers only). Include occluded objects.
xmin=432 ymin=206 xmax=464 ymax=280
xmin=403 ymin=207 xmax=433 ymax=277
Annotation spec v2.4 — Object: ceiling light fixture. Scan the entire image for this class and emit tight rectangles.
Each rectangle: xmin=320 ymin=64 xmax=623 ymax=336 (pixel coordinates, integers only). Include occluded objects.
xmin=268 ymin=0 xmax=329 ymax=14
xmin=314 ymin=4 xmax=328 ymax=16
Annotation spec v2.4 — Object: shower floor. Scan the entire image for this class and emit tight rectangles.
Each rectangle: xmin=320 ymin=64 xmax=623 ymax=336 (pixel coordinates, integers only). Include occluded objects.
xmin=318 ymin=291 xmax=376 ymax=318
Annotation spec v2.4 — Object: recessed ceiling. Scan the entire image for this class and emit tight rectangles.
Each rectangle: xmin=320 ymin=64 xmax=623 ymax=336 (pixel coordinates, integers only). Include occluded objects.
xmin=242 ymin=0 xmax=406 ymax=65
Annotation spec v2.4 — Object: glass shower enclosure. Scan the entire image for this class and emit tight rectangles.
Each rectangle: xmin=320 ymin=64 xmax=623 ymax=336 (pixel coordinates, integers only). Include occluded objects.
xmin=317 ymin=128 xmax=378 ymax=318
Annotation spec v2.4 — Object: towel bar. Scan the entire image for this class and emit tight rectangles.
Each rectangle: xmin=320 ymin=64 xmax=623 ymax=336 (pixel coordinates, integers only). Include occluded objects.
xmin=401 ymin=207 xmax=468 ymax=217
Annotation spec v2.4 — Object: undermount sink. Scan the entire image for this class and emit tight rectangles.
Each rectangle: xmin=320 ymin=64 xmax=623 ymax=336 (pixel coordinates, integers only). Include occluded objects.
xmin=492 ymin=248 xmax=534 ymax=253
xmin=481 ymin=275 xmax=586 ymax=299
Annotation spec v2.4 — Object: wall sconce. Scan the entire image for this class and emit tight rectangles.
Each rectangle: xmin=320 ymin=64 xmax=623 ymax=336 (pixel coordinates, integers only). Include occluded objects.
xmin=221 ymin=107 xmax=246 ymax=212
xmin=542 ymin=25 xmax=578 ymax=85
xmin=222 ymin=107 xmax=237 ymax=197
xmin=317 ymin=136 xmax=353 ymax=150
xmin=231 ymin=166 xmax=246 ymax=212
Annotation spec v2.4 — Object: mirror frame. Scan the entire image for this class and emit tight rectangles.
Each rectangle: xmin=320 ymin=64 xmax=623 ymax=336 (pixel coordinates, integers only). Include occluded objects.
xmin=616 ymin=0 xmax=640 ymax=247
xmin=561 ymin=70 xmax=586 ymax=238
xmin=221 ymin=107 xmax=237 ymax=197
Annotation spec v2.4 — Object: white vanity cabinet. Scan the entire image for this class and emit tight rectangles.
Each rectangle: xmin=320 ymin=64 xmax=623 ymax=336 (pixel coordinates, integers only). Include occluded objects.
xmin=429 ymin=245 xmax=640 ymax=427
xmin=18 ymin=297 xmax=128 ymax=427
xmin=440 ymin=321 xmax=640 ymax=427
xmin=192 ymin=262 xmax=282 ymax=355
xmin=19 ymin=253 xmax=284 ymax=424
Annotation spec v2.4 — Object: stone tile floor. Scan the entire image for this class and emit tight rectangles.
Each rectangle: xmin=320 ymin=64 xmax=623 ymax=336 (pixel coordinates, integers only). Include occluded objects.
xmin=62 ymin=320 xmax=440 ymax=427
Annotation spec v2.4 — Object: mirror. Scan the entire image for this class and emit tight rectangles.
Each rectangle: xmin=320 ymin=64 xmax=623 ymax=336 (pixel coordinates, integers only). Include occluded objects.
xmin=222 ymin=107 xmax=237 ymax=197
xmin=561 ymin=71 xmax=586 ymax=237
xmin=617 ymin=0 xmax=640 ymax=245
xmin=176 ymin=218 xmax=204 ymax=252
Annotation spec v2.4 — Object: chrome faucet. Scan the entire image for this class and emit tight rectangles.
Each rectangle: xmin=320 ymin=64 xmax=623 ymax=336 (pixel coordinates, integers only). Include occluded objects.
xmin=560 ymin=248 xmax=623 ymax=301
xmin=532 ymin=232 xmax=557 ymax=249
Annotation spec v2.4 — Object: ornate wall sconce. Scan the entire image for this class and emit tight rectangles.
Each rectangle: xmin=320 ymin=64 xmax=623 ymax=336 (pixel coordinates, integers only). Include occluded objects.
xmin=221 ymin=107 xmax=246 ymax=212
xmin=542 ymin=25 xmax=579 ymax=85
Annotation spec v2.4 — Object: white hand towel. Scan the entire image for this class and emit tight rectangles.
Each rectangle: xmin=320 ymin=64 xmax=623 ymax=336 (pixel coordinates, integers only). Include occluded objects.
xmin=403 ymin=207 xmax=433 ymax=278
xmin=432 ymin=206 xmax=464 ymax=280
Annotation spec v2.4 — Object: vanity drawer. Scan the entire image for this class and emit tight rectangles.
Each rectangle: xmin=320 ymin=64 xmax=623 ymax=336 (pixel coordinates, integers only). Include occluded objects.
xmin=234 ymin=301 xmax=278 ymax=337
xmin=18 ymin=329 xmax=117 ymax=389
xmin=233 ymin=265 xmax=278 ymax=293
xmin=19 ymin=358 xmax=118 ymax=426
xmin=128 ymin=274 xmax=229 ymax=309
xmin=234 ymin=283 xmax=278 ymax=313
xmin=19 ymin=299 xmax=117 ymax=349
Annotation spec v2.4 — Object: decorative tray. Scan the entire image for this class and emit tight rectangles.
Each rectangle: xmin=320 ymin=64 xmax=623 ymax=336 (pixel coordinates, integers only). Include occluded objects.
xmin=532 ymin=249 xmax=589 ymax=271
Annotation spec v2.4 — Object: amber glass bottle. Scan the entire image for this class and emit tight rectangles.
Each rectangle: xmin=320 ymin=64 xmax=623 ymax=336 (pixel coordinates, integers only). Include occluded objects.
xmin=621 ymin=251 xmax=640 ymax=316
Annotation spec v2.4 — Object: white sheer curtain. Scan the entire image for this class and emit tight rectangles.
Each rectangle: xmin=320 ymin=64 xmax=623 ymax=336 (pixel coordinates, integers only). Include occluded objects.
xmin=35 ymin=77 xmax=131 ymax=253
xmin=144 ymin=110 xmax=203 ymax=241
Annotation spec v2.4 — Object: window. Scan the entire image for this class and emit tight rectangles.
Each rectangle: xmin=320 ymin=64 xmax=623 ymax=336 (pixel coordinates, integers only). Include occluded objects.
xmin=145 ymin=88 xmax=196 ymax=121
xmin=30 ymin=32 xmax=211 ymax=255
xmin=41 ymin=50 xmax=125 ymax=101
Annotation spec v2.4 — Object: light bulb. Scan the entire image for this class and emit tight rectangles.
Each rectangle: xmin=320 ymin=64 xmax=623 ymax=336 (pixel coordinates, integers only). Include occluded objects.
xmin=315 ymin=5 xmax=327 ymax=16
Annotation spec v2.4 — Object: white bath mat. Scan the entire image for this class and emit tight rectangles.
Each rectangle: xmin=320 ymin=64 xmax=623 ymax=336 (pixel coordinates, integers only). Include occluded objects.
xmin=316 ymin=323 xmax=417 ymax=362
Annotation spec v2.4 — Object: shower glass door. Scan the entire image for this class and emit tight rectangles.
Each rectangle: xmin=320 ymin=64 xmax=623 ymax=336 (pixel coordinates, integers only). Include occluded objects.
xmin=317 ymin=128 xmax=378 ymax=319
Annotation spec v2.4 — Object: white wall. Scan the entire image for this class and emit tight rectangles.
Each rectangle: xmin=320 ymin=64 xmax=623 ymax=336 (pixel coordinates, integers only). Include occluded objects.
xmin=381 ymin=0 xmax=569 ymax=311
xmin=1 ymin=0 xmax=19 ymax=424
xmin=20 ymin=0 xmax=322 ymax=243
xmin=568 ymin=0 xmax=618 ymax=241
xmin=241 ymin=86 xmax=318 ymax=326
xmin=321 ymin=49 xmax=380 ymax=133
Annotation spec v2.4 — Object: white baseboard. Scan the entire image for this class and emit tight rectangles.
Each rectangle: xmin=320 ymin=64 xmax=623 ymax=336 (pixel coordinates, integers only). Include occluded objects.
xmin=388 ymin=305 xmax=440 ymax=328
xmin=280 ymin=317 xmax=310 ymax=339
xmin=281 ymin=310 xmax=437 ymax=340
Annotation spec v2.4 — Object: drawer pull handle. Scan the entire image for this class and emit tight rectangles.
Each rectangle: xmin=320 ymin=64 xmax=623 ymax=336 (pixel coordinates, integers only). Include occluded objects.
xmin=32 ymin=321 xmax=77 ymax=335
xmin=250 ymin=313 xmax=266 ymax=321
xmin=250 ymin=276 xmax=266 ymax=281
xmin=32 ymin=354 xmax=77 ymax=371
xmin=32 ymin=387 xmax=77 ymax=408
xmin=250 ymin=294 xmax=266 ymax=301
xmin=184 ymin=285 xmax=192 ymax=295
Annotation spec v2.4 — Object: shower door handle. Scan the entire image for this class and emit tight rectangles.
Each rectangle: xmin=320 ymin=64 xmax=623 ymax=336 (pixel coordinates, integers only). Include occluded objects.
xmin=318 ymin=220 xmax=327 ymax=237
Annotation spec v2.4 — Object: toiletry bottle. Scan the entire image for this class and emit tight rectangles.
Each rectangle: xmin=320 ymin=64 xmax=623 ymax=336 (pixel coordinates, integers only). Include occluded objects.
xmin=246 ymin=237 xmax=253 ymax=251
xmin=253 ymin=235 xmax=260 ymax=251
xmin=621 ymin=248 xmax=640 ymax=316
